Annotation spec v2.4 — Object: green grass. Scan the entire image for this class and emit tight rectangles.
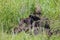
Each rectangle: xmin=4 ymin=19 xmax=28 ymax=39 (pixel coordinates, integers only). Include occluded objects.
xmin=0 ymin=0 xmax=60 ymax=40
xmin=0 ymin=32 xmax=60 ymax=40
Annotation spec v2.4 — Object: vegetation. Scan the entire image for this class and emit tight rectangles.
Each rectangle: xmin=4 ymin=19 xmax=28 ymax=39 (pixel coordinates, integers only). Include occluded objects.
xmin=0 ymin=0 xmax=60 ymax=40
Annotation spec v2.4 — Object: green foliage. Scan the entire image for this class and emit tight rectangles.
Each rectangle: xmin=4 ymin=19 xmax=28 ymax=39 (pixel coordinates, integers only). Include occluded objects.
xmin=0 ymin=0 xmax=60 ymax=40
